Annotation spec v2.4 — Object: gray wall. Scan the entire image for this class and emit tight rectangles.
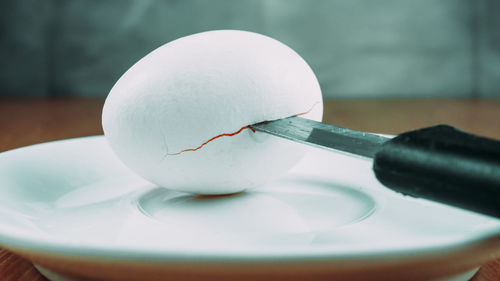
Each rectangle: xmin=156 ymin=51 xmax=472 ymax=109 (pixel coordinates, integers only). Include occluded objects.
xmin=1 ymin=0 xmax=499 ymax=98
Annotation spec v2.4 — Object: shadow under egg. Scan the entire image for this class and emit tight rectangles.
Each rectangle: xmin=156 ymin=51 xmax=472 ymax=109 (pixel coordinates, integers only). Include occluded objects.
xmin=192 ymin=191 xmax=246 ymax=200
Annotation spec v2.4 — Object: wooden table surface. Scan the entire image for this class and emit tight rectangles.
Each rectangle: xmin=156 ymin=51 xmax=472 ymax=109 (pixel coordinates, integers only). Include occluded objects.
xmin=0 ymin=98 xmax=499 ymax=281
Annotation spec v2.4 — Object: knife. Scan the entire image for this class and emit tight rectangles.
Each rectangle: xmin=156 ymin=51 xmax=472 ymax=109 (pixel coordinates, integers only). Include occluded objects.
xmin=250 ymin=116 xmax=500 ymax=218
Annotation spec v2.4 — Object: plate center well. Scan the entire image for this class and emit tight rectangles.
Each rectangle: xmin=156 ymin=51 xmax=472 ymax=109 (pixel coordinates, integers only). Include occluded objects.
xmin=137 ymin=177 xmax=377 ymax=242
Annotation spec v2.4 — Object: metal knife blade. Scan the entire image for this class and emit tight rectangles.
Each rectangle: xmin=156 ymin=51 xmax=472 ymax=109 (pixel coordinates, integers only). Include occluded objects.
xmin=250 ymin=116 xmax=390 ymax=158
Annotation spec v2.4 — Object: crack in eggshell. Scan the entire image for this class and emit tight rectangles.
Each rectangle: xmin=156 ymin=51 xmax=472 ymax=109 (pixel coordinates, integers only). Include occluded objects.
xmin=165 ymin=125 xmax=256 ymax=156
xmin=164 ymin=101 xmax=321 ymax=157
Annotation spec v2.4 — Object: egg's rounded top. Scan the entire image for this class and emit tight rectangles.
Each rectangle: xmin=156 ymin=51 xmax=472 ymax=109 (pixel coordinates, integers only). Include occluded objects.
xmin=102 ymin=30 xmax=322 ymax=194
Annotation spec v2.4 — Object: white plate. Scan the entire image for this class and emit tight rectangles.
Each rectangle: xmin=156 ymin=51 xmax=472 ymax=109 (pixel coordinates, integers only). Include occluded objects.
xmin=0 ymin=136 xmax=499 ymax=281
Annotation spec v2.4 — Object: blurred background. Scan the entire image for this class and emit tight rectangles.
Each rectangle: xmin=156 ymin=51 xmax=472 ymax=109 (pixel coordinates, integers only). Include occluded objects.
xmin=1 ymin=0 xmax=499 ymax=99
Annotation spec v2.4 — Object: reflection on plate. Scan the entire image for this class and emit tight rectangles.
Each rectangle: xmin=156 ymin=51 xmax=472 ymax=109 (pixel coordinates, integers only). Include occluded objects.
xmin=0 ymin=136 xmax=499 ymax=281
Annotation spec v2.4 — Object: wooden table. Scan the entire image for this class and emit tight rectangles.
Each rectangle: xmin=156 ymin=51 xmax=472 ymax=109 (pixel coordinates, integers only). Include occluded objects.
xmin=0 ymin=98 xmax=499 ymax=281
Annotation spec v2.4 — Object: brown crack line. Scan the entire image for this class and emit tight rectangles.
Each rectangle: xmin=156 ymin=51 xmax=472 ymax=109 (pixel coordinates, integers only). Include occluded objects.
xmin=165 ymin=101 xmax=320 ymax=156
xmin=166 ymin=125 xmax=256 ymax=156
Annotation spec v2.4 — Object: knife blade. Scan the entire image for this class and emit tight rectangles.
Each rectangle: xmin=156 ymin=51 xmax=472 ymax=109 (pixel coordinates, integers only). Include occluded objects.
xmin=250 ymin=116 xmax=390 ymax=158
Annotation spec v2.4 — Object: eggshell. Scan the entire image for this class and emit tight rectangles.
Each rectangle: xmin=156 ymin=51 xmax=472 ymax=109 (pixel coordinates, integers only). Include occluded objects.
xmin=102 ymin=30 xmax=322 ymax=194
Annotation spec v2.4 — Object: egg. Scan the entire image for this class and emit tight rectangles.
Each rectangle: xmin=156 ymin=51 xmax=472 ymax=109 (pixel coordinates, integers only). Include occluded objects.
xmin=102 ymin=30 xmax=322 ymax=194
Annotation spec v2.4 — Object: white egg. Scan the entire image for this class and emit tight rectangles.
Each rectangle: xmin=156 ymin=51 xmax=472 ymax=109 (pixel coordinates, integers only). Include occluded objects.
xmin=102 ymin=30 xmax=322 ymax=194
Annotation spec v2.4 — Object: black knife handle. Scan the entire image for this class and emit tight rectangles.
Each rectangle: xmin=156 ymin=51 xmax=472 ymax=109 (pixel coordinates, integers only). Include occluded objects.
xmin=373 ymin=125 xmax=500 ymax=218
